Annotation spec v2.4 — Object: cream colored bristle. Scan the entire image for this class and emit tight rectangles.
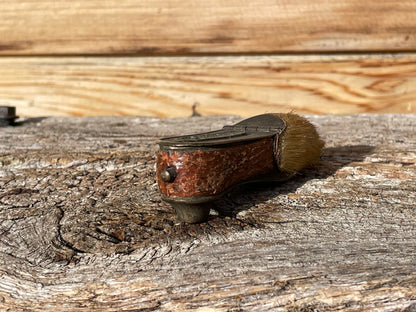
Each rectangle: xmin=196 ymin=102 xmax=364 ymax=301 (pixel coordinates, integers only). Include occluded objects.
xmin=277 ymin=113 xmax=324 ymax=174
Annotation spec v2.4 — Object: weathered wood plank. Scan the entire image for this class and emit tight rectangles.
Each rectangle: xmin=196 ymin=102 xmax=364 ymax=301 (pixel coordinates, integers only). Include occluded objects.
xmin=0 ymin=114 xmax=415 ymax=311
xmin=1 ymin=54 xmax=416 ymax=117
xmin=0 ymin=0 xmax=416 ymax=55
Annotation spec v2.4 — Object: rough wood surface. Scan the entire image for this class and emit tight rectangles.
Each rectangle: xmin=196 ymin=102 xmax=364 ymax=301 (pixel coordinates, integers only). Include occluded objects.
xmin=0 ymin=114 xmax=415 ymax=311
xmin=1 ymin=0 xmax=416 ymax=55
xmin=1 ymin=54 xmax=416 ymax=117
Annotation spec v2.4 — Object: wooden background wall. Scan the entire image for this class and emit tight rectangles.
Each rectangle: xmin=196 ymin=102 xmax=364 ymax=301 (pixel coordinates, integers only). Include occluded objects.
xmin=1 ymin=0 xmax=416 ymax=117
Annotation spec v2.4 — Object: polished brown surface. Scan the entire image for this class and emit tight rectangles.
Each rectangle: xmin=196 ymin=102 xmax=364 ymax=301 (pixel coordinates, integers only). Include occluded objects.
xmin=157 ymin=138 xmax=275 ymax=199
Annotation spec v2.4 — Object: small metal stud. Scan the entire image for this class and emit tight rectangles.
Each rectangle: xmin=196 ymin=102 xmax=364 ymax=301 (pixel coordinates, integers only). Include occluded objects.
xmin=0 ymin=106 xmax=18 ymax=127
xmin=160 ymin=166 xmax=177 ymax=183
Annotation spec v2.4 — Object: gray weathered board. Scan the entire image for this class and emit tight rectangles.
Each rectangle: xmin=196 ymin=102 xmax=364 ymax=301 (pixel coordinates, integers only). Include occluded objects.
xmin=0 ymin=114 xmax=415 ymax=311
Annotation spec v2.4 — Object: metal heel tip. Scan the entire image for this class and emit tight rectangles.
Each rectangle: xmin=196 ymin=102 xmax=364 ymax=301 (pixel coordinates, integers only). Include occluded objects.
xmin=171 ymin=203 xmax=212 ymax=223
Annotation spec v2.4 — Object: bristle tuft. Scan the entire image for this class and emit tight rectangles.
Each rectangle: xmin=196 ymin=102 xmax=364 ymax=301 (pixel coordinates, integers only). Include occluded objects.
xmin=277 ymin=113 xmax=324 ymax=174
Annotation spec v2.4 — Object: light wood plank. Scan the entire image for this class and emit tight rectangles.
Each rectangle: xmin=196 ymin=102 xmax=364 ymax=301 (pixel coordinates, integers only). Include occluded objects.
xmin=0 ymin=114 xmax=415 ymax=310
xmin=1 ymin=54 xmax=415 ymax=117
xmin=1 ymin=0 xmax=416 ymax=55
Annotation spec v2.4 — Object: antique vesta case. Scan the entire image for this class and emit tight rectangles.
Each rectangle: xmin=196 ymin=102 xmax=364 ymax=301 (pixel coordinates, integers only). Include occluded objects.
xmin=156 ymin=114 xmax=295 ymax=223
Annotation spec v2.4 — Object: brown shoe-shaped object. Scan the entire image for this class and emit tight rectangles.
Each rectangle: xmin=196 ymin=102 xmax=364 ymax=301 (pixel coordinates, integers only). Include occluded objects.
xmin=156 ymin=113 xmax=324 ymax=223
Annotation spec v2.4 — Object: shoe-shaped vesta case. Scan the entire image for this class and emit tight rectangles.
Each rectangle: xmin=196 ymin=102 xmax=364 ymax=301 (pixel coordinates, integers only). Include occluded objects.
xmin=156 ymin=113 xmax=323 ymax=223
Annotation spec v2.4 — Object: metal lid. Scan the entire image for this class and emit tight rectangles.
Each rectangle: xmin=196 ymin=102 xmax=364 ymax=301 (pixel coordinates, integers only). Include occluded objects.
xmin=159 ymin=113 xmax=286 ymax=150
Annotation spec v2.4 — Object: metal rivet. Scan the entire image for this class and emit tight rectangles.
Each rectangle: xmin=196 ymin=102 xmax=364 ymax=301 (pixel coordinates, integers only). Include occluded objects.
xmin=160 ymin=166 xmax=177 ymax=183
xmin=0 ymin=106 xmax=17 ymax=126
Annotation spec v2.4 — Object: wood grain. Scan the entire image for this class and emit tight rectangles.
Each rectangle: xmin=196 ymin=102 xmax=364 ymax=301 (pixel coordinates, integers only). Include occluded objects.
xmin=0 ymin=0 xmax=416 ymax=55
xmin=0 ymin=114 xmax=416 ymax=311
xmin=1 ymin=54 xmax=416 ymax=117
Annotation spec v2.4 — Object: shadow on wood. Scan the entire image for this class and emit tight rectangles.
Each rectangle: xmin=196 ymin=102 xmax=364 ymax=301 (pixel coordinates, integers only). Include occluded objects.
xmin=213 ymin=145 xmax=375 ymax=221
xmin=0 ymin=115 xmax=415 ymax=311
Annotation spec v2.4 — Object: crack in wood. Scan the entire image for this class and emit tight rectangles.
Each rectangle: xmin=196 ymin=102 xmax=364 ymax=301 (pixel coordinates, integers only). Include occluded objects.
xmin=0 ymin=115 xmax=415 ymax=310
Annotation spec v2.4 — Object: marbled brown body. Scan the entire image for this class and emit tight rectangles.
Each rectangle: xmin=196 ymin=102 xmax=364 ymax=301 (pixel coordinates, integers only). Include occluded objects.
xmin=157 ymin=138 xmax=276 ymax=200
